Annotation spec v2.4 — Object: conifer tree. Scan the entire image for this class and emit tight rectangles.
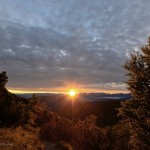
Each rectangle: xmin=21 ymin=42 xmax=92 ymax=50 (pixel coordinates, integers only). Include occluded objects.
xmin=0 ymin=71 xmax=8 ymax=87
xmin=118 ymin=37 xmax=150 ymax=149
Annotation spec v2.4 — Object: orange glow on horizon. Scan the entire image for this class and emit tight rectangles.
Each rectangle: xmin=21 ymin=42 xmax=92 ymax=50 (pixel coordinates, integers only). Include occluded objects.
xmin=7 ymin=82 xmax=128 ymax=94
xmin=7 ymin=87 xmax=128 ymax=94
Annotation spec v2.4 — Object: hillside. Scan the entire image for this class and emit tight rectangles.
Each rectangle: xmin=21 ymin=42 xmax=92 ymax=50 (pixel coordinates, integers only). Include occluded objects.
xmin=38 ymin=95 xmax=124 ymax=127
xmin=0 ymin=72 xmax=129 ymax=150
xmin=0 ymin=88 xmax=129 ymax=150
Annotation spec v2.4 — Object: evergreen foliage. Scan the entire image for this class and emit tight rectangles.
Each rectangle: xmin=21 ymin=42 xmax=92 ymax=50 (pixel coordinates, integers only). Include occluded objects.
xmin=118 ymin=37 xmax=150 ymax=150
xmin=0 ymin=71 xmax=40 ymax=126
xmin=0 ymin=71 xmax=8 ymax=87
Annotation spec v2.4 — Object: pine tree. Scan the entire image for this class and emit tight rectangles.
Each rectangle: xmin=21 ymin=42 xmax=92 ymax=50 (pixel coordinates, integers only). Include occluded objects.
xmin=118 ymin=37 xmax=150 ymax=150
xmin=0 ymin=71 xmax=8 ymax=87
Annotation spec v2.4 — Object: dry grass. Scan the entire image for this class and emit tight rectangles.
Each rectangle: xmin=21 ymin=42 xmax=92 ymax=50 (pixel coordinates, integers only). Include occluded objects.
xmin=0 ymin=127 xmax=44 ymax=150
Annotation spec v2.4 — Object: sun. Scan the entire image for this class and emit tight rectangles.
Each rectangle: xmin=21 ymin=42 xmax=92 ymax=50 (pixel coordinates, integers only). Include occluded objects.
xmin=68 ymin=90 xmax=76 ymax=97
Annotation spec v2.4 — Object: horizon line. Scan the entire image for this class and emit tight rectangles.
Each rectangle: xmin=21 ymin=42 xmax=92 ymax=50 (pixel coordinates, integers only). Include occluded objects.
xmin=8 ymin=90 xmax=129 ymax=95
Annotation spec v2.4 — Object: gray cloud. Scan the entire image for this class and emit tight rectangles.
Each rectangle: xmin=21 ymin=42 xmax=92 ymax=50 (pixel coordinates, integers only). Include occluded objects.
xmin=0 ymin=0 xmax=150 ymax=92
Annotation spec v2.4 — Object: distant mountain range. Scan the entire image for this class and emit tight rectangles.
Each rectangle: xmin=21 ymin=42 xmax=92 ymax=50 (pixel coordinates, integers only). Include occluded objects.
xmin=17 ymin=93 xmax=131 ymax=101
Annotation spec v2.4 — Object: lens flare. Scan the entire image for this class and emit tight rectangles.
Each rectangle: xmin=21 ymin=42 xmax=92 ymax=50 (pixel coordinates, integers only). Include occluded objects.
xmin=69 ymin=90 xmax=76 ymax=97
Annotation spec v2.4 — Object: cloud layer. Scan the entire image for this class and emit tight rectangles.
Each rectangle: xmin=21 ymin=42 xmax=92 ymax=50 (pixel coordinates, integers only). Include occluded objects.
xmin=0 ymin=0 xmax=150 ymax=93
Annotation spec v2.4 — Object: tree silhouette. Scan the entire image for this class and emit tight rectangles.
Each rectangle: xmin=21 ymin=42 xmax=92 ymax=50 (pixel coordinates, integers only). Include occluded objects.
xmin=0 ymin=71 xmax=8 ymax=87
xmin=118 ymin=37 xmax=150 ymax=149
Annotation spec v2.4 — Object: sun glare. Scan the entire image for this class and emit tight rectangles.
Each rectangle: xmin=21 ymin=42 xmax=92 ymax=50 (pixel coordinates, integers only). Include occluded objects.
xmin=69 ymin=90 xmax=76 ymax=97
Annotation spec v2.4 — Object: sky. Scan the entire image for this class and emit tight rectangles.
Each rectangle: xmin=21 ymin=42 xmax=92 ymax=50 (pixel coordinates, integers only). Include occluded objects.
xmin=0 ymin=0 xmax=150 ymax=93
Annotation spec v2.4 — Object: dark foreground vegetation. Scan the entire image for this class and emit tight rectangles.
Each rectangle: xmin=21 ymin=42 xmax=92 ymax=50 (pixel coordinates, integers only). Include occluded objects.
xmin=0 ymin=37 xmax=150 ymax=150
